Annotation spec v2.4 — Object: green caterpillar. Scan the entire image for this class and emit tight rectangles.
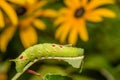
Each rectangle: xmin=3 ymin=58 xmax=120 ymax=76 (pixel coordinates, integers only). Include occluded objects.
xmin=12 ymin=43 xmax=84 ymax=72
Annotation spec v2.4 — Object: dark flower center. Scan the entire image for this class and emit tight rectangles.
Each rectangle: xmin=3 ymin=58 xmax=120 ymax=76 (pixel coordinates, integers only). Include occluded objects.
xmin=74 ymin=7 xmax=85 ymax=18
xmin=16 ymin=6 xmax=27 ymax=16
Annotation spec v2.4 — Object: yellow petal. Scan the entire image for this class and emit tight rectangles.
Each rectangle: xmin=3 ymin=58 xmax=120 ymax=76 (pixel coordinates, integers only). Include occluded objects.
xmin=54 ymin=16 xmax=65 ymax=26
xmin=36 ymin=0 xmax=47 ymax=8
xmin=55 ymin=22 xmax=70 ymax=39
xmin=42 ymin=9 xmax=58 ymax=18
xmin=8 ymin=0 xmax=26 ymax=5
xmin=85 ymin=11 xmax=103 ymax=22
xmin=9 ymin=0 xmax=37 ymax=5
xmin=0 ymin=9 xmax=4 ymax=28
xmin=77 ymin=19 xmax=88 ymax=41
xmin=86 ymin=0 xmax=115 ymax=10
xmin=26 ymin=0 xmax=37 ymax=4
xmin=92 ymin=8 xmax=116 ymax=18
xmin=81 ymin=0 xmax=88 ymax=6
xmin=29 ymin=0 xmax=47 ymax=12
xmin=19 ymin=26 xmax=37 ymax=48
xmin=64 ymin=0 xmax=73 ymax=8
xmin=59 ymin=8 xmax=69 ymax=14
xmin=0 ymin=26 xmax=16 ymax=52
xmin=0 ymin=0 xmax=18 ymax=25
xmin=64 ymin=0 xmax=80 ymax=8
xmin=34 ymin=10 xmax=43 ymax=17
xmin=60 ymin=24 xmax=71 ymax=43
xmin=68 ymin=27 xmax=78 ymax=45
xmin=74 ymin=0 xmax=81 ymax=5
xmin=33 ymin=19 xmax=46 ymax=30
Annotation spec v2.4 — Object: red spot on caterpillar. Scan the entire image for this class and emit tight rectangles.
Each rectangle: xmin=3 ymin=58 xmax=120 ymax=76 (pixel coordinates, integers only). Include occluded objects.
xmin=59 ymin=45 xmax=63 ymax=48
xmin=19 ymin=56 xmax=23 ymax=59
xmin=52 ymin=44 xmax=56 ymax=47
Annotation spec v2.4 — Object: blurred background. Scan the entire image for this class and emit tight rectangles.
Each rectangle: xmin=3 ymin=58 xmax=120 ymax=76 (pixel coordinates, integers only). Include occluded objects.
xmin=0 ymin=0 xmax=120 ymax=80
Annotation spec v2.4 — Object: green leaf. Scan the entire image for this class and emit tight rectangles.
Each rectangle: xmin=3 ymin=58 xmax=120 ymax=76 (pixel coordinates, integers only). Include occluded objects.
xmin=63 ymin=56 xmax=84 ymax=69
xmin=42 ymin=73 xmax=72 ymax=80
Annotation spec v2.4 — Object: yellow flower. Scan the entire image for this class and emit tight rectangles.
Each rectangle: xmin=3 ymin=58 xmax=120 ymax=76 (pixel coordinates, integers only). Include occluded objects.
xmin=54 ymin=0 xmax=116 ymax=45
xmin=0 ymin=0 xmax=18 ymax=28
xmin=0 ymin=0 xmax=57 ymax=52
xmin=9 ymin=0 xmax=37 ymax=5
xmin=18 ymin=0 xmax=47 ymax=48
